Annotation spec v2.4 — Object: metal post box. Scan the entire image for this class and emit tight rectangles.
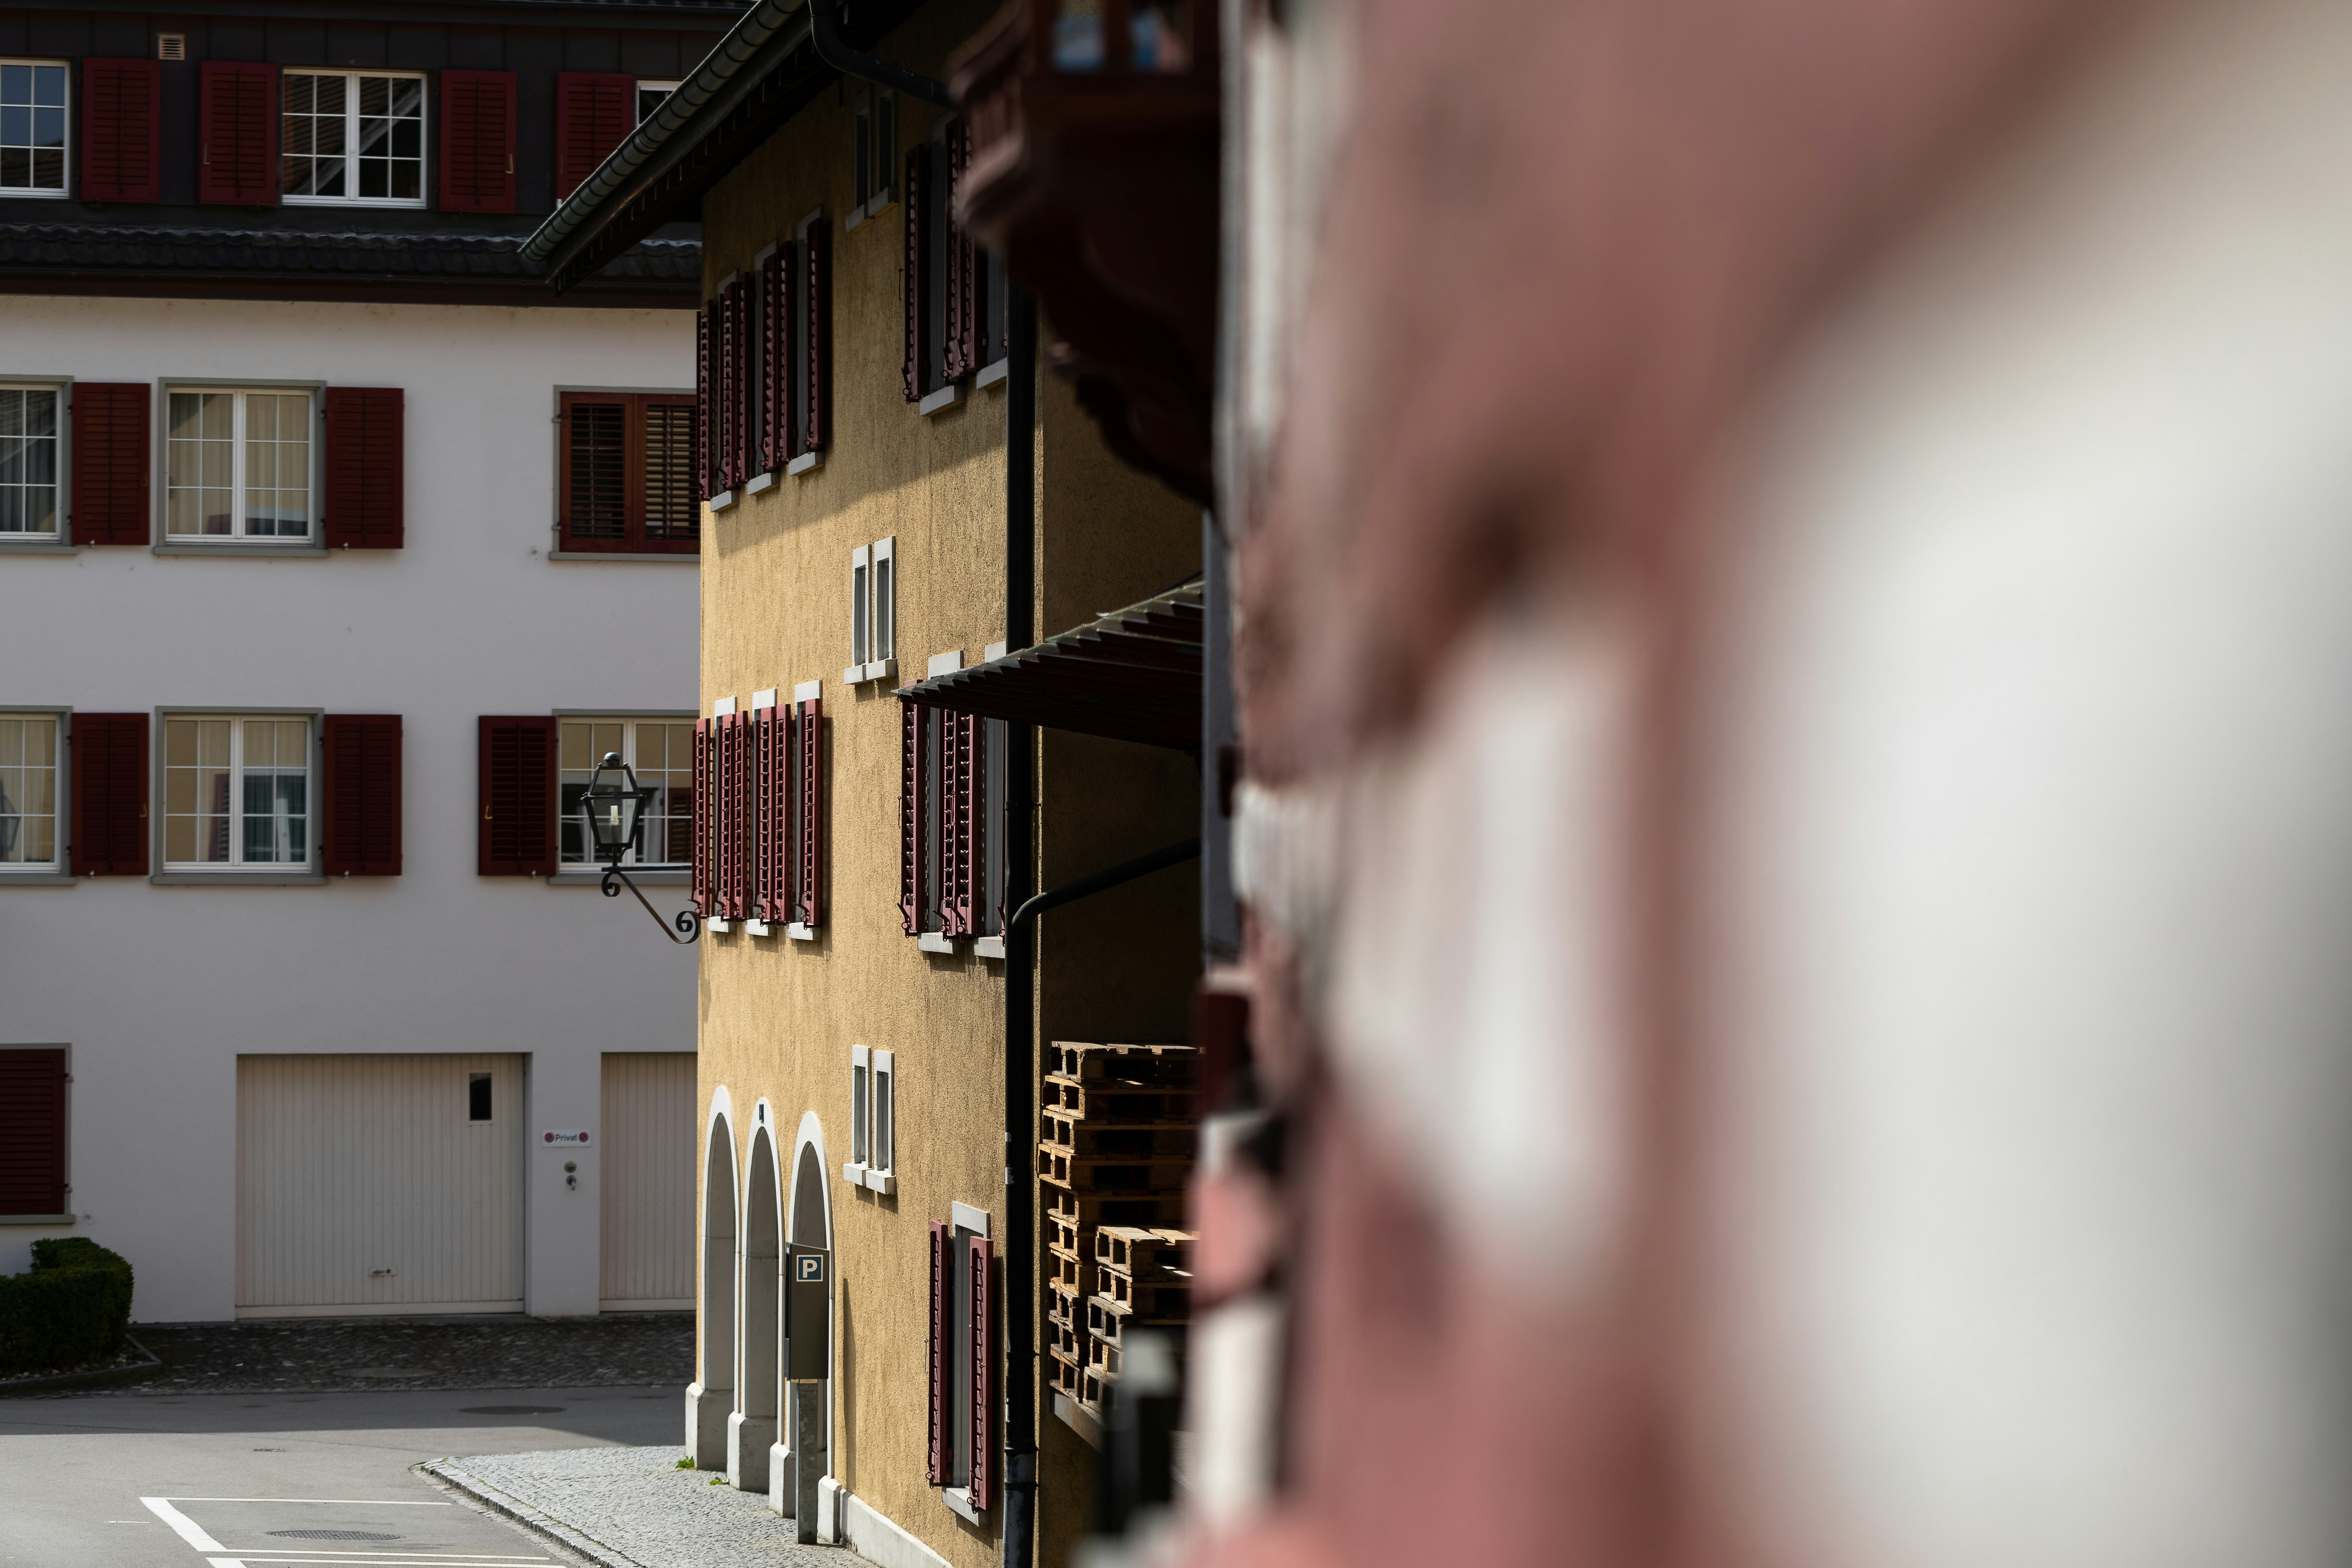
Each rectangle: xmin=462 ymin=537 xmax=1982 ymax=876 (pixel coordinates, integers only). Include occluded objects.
xmin=785 ymin=1243 xmax=830 ymax=1381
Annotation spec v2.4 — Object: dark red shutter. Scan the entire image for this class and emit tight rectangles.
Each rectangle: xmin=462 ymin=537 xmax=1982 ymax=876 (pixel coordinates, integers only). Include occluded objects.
xmin=938 ymin=710 xmax=961 ymax=937
xmin=796 ymin=696 xmax=823 ymax=929
xmin=439 ymin=70 xmax=517 ymax=214
xmin=903 ymin=147 xmax=929 ymax=402
xmin=751 ymin=705 xmax=779 ymax=923
xmin=68 ymin=713 xmax=147 ymax=877
xmin=900 ymin=700 xmax=925 ymax=934
xmin=321 ymin=715 xmax=402 ymax=876
xmin=947 ymin=713 xmax=980 ymax=937
xmin=969 ymin=1234 xmax=995 ymax=1509
xmin=69 ymin=383 xmax=149 ymax=546
xmin=695 ymin=303 xmax=714 ymax=500
xmin=691 ymin=717 xmax=711 ymax=917
xmin=0 ymin=1049 xmax=67 ymax=1217
xmin=641 ymin=394 xmax=701 ymax=551
xmin=553 ymin=72 xmax=633 ymax=201
xmin=199 ymin=62 xmax=277 ymax=205
xmin=760 ymin=247 xmax=790 ymax=472
xmin=717 ymin=711 xmax=751 ymax=921
xmin=478 ymin=716 xmax=557 ymax=876
xmin=804 ymin=222 xmax=832 ymax=452
xmin=928 ymin=1220 xmax=951 ymax=1485
xmin=80 ymin=59 xmax=162 ymax=203
xmin=717 ymin=276 xmax=745 ymax=492
xmin=323 ymin=388 xmax=404 ymax=549
xmin=944 ymin=120 xmax=977 ymax=383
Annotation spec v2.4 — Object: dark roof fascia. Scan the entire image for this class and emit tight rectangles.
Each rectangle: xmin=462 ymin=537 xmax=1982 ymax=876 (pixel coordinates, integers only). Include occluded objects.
xmin=26 ymin=1 xmax=752 ymax=23
xmin=0 ymin=273 xmax=692 ymax=307
xmin=524 ymin=0 xmax=815 ymax=291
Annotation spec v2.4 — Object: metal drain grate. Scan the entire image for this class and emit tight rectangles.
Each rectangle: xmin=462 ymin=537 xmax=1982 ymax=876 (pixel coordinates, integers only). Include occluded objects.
xmin=268 ymin=1530 xmax=401 ymax=1541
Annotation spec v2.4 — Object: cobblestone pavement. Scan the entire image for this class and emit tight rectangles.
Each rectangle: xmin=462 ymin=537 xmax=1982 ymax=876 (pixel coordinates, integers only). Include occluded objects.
xmin=429 ymin=1445 xmax=851 ymax=1568
xmin=29 ymin=1313 xmax=693 ymax=1397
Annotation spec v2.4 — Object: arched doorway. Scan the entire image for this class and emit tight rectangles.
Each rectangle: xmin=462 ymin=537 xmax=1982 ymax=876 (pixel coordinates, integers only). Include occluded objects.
xmin=688 ymin=1103 xmax=736 ymax=1469
xmin=783 ymin=1116 xmax=833 ymax=1536
xmin=732 ymin=1121 xmax=782 ymax=1493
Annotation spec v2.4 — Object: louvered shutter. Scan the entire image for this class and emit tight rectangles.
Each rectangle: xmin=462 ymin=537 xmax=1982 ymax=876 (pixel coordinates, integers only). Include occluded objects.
xmin=198 ymin=61 xmax=277 ymax=205
xmin=900 ymin=700 xmax=926 ymax=934
xmin=641 ymin=394 xmax=701 ymax=549
xmin=67 ymin=713 xmax=147 ymax=877
xmin=968 ymin=1234 xmax=995 ymax=1510
xmin=938 ymin=710 xmax=962 ymax=937
xmin=478 ymin=716 xmax=557 ymax=876
xmin=751 ymin=705 xmax=780 ymax=923
xmin=796 ymin=696 xmax=823 ymax=928
xmin=760 ymin=247 xmax=790 ymax=471
xmin=903 ymin=147 xmax=929 ymax=402
xmin=804 ymin=222 xmax=832 ymax=452
xmin=321 ymin=714 xmax=402 ymax=876
xmin=439 ymin=70 xmax=516 ymax=214
xmin=554 ymin=72 xmax=632 ymax=201
xmin=946 ymin=713 xmax=981 ymax=937
xmin=695 ymin=303 xmax=714 ymax=500
xmin=718 ymin=277 xmax=747 ymax=492
xmin=69 ymin=382 xmax=149 ymax=546
xmin=944 ymin=120 xmax=978 ymax=383
xmin=721 ymin=711 xmax=752 ymax=921
xmin=691 ymin=717 xmax=711 ymax=917
xmin=81 ymin=58 xmax=162 ymax=203
xmin=323 ymin=388 xmax=404 ymax=549
xmin=928 ymin=1220 xmax=951 ymax=1485
xmin=0 ymin=1049 xmax=67 ymax=1217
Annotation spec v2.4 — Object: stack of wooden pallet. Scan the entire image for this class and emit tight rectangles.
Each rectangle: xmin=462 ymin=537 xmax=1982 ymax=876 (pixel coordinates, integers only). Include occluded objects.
xmin=1039 ymin=1042 xmax=1198 ymax=1421
xmin=1084 ymin=1224 xmax=1194 ymax=1408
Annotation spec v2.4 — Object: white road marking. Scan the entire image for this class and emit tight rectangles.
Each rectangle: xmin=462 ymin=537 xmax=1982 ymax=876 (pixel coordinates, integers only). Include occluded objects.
xmin=143 ymin=1498 xmax=228 ymax=1552
xmin=162 ymin=1497 xmax=455 ymax=1506
xmin=224 ymin=1560 xmax=546 ymax=1567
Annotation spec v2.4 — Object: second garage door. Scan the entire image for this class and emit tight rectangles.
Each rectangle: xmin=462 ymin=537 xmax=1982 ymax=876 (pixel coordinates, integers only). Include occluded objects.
xmin=237 ymin=1054 xmax=523 ymax=1317
xmin=599 ymin=1051 xmax=696 ymax=1309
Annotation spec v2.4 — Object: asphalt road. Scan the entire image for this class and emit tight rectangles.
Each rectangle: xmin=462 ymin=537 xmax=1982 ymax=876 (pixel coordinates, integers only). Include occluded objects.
xmin=0 ymin=1384 xmax=680 ymax=1568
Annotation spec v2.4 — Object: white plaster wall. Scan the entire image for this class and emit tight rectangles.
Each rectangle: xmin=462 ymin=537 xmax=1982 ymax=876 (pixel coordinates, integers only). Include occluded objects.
xmin=0 ymin=293 xmax=700 ymax=1323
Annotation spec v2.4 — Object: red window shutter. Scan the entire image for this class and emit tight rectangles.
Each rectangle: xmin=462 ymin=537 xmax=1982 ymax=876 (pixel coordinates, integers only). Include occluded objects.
xmin=752 ymin=705 xmax=782 ymax=923
xmin=804 ymin=223 xmax=832 ymax=452
xmin=944 ymin=120 xmax=978 ymax=383
xmin=900 ymin=699 xmax=925 ymax=934
xmin=796 ymin=696 xmax=823 ymax=929
xmin=719 ymin=711 xmax=752 ymax=921
xmin=695 ymin=303 xmax=713 ymax=500
xmin=81 ymin=59 xmax=162 ymax=203
xmin=928 ymin=1220 xmax=951 ymax=1485
xmin=903 ymin=146 xmax=929 ymax=402
xmin=0 ymin=1049 xmax=67 ymax=1216
xmin=477 ymin=716 xmax=557 ymax=876
xmin=67 ymin=713 xmax=147 ymax=877
xmin=69 ymin=383 xmax=150 ymax=546
xmin=440 ymin=70 xmax=517 ymax=214
xmin=641 ymin=394 xmax=701 ymax=551
xmin=323 ymin=388 xmax=404 ymax=549
xmin=321 ymin=714 xmax=402 ymax=876
xmin=968 ymin=1234 xmax=995 ymax=1510
xmin=198 ymin=62 xmax=278 ymax=205
xmin=553 ymin=72 xmax=632 ymax=201
xmin=760 ymin=247 xmax=790 ymax=472
xmin=692 ymin=717 xmax=711 ymax=917
xmin=718 ymin=277 xmax=747 ymax=492
xmin=938 ymin=710 xmax=961 ymax=937
xmin=947 ymin=713 xmax=981 ymax=938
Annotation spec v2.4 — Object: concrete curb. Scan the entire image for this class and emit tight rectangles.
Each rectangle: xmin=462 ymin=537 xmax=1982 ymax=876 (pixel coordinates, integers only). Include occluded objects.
xmin=0 ymin=1333 xmax=164 ymax=1398
xmin=416 ymin=1457 xmax=653 ymax=1568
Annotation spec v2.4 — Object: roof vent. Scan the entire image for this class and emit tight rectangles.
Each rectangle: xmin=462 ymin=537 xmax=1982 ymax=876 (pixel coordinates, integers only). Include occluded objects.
xmin=156 ymin=34 xmax=185 ymax=61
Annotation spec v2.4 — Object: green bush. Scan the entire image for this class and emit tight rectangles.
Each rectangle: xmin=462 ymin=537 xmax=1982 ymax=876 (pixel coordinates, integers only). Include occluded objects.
xmin=0 ymin=1238 xmax=135 ymax=1377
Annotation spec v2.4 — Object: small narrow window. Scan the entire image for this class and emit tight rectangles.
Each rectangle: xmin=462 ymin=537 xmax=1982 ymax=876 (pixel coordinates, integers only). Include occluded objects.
xmin=851 ymin=1045 xmax=870 ymax=1167
xmin=872 ymin=1051 xmax=895 ymax=1175
xmin=468 ymin=1071 xmax=492 ymax=1121
xmin=0 ymin=61 xmax=68 ymax=194
xmin=873 ymin=537 xmax=897 ymax=663
xmin=0 ymin=714 xmax=61 ymax=872
xmin=852 ymin=86 xmax=896 ymax=215
xmin=0 ymin=386 xmax=61 ymax=537
xmin=851 ymin=545 xmax=871 ymax=668
xmin=635 ymin=79 xmax=678 ymax=124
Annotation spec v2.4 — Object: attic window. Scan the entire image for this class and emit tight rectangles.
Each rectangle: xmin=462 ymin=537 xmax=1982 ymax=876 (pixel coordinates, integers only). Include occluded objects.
xmin=156 ymin=34 xmax=185 ymax=62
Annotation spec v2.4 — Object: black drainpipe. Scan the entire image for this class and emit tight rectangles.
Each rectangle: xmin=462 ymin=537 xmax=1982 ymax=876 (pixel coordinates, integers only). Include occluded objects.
xmin=809 ymin=0 xmax=955 ymax=106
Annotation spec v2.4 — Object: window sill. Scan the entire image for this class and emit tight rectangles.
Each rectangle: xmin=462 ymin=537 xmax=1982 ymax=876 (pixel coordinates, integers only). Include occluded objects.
xmin=787 ymin=921 xmax=817 ymax=942
xmin=706 ymin=916 xmax=732 ymax=933
xmin=152 ymin=542 xmax=328 ymax=557
xmin=546 ymin=550 xmax=699 ymax=564
xmin=916 ymin=382 xmax=966 ymax=417
xmin=841 ymin=1160 xmax=866 ymax=1186
xmin=0 ymin=540 xmax=74 ymax=555
xmin=975 ymin=359 xmax=1010 ymax=389
xmin=940 ymin=1486 xmax=983 ymax=1525
xmin=787 ymin=451 xmax=822 ymax=477
xmin=746 ymin=472 xmax=777 ymax=496
xmin=974 ymin=935 xmax=1005 ymax=960
xmin=547 ymin=869 xmax=690 ymax=886
xmin=863 ymin=1167 xmax=895 ymax=1195
xmin=284 ymin=195 xmax=429 ymax=211
xmin=745 ymin=918 xmax=774 ymax=936
xmin=708 ymin=489 xmax=737 ymax=513
xmin=0 ymin=1214 xmax=75 ymax=1226
xmin=843 ymin=192 xmax=895 ymax=232
xmin=916 ymin=932 xmax=957 ymax=954
xmin=843 ymin=658 xmax=896 ymax=687
xmin=151 ymin=871 xmax=327 ymax=886
xmin=0 ymin=872 xmax=76 ymax=887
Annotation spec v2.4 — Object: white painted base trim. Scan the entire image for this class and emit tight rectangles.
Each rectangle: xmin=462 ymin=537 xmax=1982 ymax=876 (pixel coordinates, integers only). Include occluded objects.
xmin=600 ymin=1297 xmax=693 ymax=1312
xmin=768 ymin=1439 xmax=790 ymax=1517
xmin=842 ymin=1488 xmax=956 ymax=1568
xmin=235 ymin=1299 xmax=521 ymax=1319
xmin=729 ymin=1410 xmax=776 ymax=1493
xmin=817 ymin=1474 xmax=845 ymax=1542
xmin=687 ymin=1381 xmax=731 ymax=1468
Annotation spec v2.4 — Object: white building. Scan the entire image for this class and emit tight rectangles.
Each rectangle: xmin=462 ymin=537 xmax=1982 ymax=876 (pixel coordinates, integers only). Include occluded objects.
xmin=0 ymin=1 xmax=742 ymax=1323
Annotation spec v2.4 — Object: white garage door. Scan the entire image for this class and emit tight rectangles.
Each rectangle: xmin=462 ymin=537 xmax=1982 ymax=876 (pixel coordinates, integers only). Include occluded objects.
xmin=600 ymin=1052 xmax=696 ymax=1309
xmin=237 ymin=1054 xmax=523 ymax=1317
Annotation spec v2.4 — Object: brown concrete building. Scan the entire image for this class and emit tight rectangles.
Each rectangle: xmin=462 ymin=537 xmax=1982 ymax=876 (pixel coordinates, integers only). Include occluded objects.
xmin=524 ymin=5 xmax=1204 ymax=1567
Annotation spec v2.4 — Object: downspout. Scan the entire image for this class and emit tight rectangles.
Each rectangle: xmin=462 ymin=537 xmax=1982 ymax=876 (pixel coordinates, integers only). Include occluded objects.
xmin=809 ymin=0 xmax=955 ymax=106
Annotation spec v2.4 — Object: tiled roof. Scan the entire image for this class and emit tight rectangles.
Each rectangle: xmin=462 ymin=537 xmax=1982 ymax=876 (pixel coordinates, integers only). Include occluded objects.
xmin=0 ymin=224 xmax=698 ymax=285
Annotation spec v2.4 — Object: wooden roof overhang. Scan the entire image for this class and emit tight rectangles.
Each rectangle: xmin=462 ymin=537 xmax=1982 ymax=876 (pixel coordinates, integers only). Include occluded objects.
xmin=898 ymin=581 xmax=1204 ymax=752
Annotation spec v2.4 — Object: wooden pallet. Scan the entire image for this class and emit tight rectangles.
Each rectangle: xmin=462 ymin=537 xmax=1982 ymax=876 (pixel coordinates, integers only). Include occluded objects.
xmin=1046 ymin=1214 xmax=1098 ymax=1257
xmin=1094 ymin=1226 xmax=1193 ymax=1276
xmin=1102 ymin=1271 xmax=1191 ymax=1317
xmin=1048 ymin=1344 xmax=1085 ymax=1403
xmin=1037 ymin=1145 xmax=1193 ymax=1193
xmin=1044 ymin=1074 xmax=1201 ymax=1123
xmin=1047 ymin=1189 xmax=1188 ymax=1230
xmin=1087 ymin=1291 xmax=1189 ymax=1346
xmin=1046 ymin=1244 xmax=1093 ymax=1296
xmin=1040 ymin=1113 xmax=1198 ymax=1160
xmin=1045 ymin=1042 xmax=1199 ymax=1085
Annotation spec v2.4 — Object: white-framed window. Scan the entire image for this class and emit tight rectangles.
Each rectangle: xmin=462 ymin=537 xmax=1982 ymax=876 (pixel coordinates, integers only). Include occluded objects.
xmin=0 ymin=713 xmax=61 ymax=871
xmin=163 ymin=716 xmax=312 ymax=869
xmin=558 ymin=716 xmax=696 ymax=868
xmin=0 ymin=60 xmax=68 ymax=195
xmin=165 ymin=388 xmax=316 ymax=541
xmin=0 ymin=384 xmax=61 ymax=537
xmin=843 ymin=1046 xmax=896 ymax=1193
xmin=636 ymin=79 xmax=679 ymax=124
xmin=844 ymin=537 xmax=897 ymax=684
xmin=281 ymin=69 xmax=426 ymax=207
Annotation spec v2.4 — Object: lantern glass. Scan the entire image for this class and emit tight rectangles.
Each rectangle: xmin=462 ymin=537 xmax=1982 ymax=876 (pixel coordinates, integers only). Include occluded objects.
xmin=584 ymin=751 xmax=650 ymax=863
